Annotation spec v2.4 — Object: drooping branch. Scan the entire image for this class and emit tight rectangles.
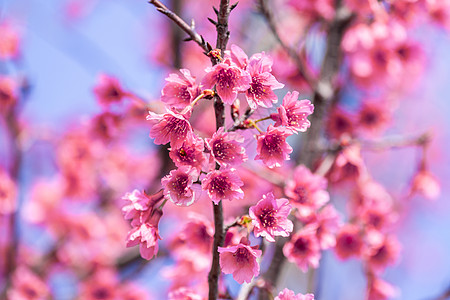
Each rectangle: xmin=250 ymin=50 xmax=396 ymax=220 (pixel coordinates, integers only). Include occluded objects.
xmin=258 ymin=0 xmax=316 ymax=89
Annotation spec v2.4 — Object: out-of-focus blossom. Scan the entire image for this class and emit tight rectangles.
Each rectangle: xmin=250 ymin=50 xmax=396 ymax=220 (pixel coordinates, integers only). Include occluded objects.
xmin=169 ymin=287 xmax=203 ymax=300
xmin=326 ymin=107 xmax=355 ymax=139
xmin=285 ymin=165 xmax=330 ymax=219
xmin=93 ymin=73 xmax=127 ymax=107
xmin=0 ymin=22 xmax=20 ymax=60
xmin=249 ymin=192 xmax=293 ymax=242
xmin=410 ymin=169 xmax=441 ymax=200
xmin=357 ymin=100 xmax=391 ymax=136
xmin=283 ymin=225 xmax=321 ymax=272
xmin=275 ymin=288 xmax=315 ymax=300
xmin=335 ymin=224 xmax=364 ymax=260
xmin=0 ymin=76 xmax=17 ymax=113
xmin=7 ymin=266 xmax=50 ymax=300
xmin=0 ymin=168 xmax=17 ymax=214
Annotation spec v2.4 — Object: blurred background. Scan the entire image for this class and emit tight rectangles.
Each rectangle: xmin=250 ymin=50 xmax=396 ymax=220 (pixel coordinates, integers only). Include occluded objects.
xmin=1 ymin=0 xmax=450 ymax=299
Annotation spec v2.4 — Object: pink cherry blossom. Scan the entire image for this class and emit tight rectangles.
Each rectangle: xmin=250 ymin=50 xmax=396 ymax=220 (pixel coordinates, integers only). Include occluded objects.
xmin=161 ymin=167 xmax=198 ymax=206
xmin=201 ymin=168 xmax=244 ymax=204
xmin=93 ymin=73 xmax=126 ymax=107
xmin=245 ymin=52 xmax=284 ymax=109
xmin=255 ymin=125 xmax=294 ymax=168
xmin=205 ymin=127 xmax=247 ymax=167
xmin=169 ymin=135 xmax=207 ymax=173
xmin=161 ymin=69 xmax=201 ymax=110
xmin=126 ymin=211 xmax=162 ymax=260
xmin=357 ymin=100 xmax=391 ymax=136
xmin=147 ymin=109 xmax=193 ymax=148
xmin=122 ymin=189 xmax=163 ymax=226
xmin=365 ymin=234 xmax=401 ymax=273
xmin=335 ymin=224 xmax=364 ymax=260
xmin=314 ymin=204 xmax=341 ymax=250
xmin=271 ymin=91 xmax=314 ymax=133
xmin=201 ymin=57 xmax=251 ymax=104
xmin=218 ymin=239 xmax=262 ymax=284
xmin=249 ymin=192 xmax=293 ymax=242
xmin=410 ymin=169 xmax=441 ymax=200
xmin=283 ymin=225 xmax=321 ymax=272
xmin=326 ymin=107 xmax=355 ymax=139
xmin=275 ymin=288 xmax=315 ymax=300
xmin=7 ymin=266 xmax=50 ymax=300
xmin=285 ymin=165 xmax=330 ymax=217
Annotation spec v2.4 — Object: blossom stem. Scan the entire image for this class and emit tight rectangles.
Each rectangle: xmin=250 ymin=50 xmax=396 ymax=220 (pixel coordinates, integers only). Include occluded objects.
xmin=254 ymin=116 xmax=272 ymax=123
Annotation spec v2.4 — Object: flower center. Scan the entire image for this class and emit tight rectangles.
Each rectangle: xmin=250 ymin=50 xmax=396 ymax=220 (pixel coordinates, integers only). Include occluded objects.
xmin=234 ymin=247 xmax=250 ymax=263
xmin=259 ymin=208 xmax=276 ymax=228
xmin=217 ymin=68 xmax=237 ymax=89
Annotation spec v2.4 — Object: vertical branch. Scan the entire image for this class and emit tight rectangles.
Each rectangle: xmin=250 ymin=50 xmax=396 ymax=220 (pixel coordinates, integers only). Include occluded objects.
xmin=258 ymin=2 xmax=353 ymax=299
xmin=208 ymin=1 xmax=231 ymax=299
xmin=2 ymin=101 xmax=23 ymax=297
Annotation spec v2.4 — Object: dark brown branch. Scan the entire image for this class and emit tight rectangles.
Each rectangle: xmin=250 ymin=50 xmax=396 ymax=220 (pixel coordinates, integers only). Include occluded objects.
xmin=148 ymin=0 xmax=209 ymax=53
xmin=258 ymin=0 xmax=316 ymax=88
xmin=207 ymin=1 xmax=232 ymax=299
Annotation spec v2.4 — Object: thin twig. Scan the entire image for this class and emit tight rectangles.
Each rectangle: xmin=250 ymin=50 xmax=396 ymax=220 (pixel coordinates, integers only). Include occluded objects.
xmin=257 ymin=0 xmax=316 ymax=88
xmin=148 ymin=0 xmax=210 ymax=53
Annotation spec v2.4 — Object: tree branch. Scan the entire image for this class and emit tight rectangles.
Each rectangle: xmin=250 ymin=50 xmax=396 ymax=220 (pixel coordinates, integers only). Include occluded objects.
xmin=148 ymin=0 xmax=210 ymax=53
xmin=257 ymin=0 xmax=316 ymax=88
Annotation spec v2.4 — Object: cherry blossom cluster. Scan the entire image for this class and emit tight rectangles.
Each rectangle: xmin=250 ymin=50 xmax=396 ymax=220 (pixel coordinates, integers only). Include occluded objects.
xmin=122 ymin=44 xmax=314 ymax=292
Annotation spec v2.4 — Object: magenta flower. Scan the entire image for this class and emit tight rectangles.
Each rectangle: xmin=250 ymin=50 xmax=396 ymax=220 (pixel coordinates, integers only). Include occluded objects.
xmin=218 ymin=239 xmax=262 ymax=284
xmin=283 ymin=225 xmax=321 ymax=272
xmin=271 ymin=91 xmax=314 ymax=133
xmin=201 ymin=58 xmax=251 ymax=104
xmin=245 ymin=53 xmax=284 ymax=109
xmin=249 ymin=192 xmax=293 ymax=242
xmin=161 ymin=167 xmax=198 ymax=206
xmin=255 ymin=125 xmax=294 ymax=168
xmin=126 ymin=210 xmax=163 ymax=260
xmin=8 ymin=266 xmax=50 ymax=300
xmin=201 ymin=168 xmax=244 ymax=204
xmin=147 ymin=109 xmax=193 ymax=148
xmin=169 ymin=135 xmax=207 ymax=173
xmin=205 ymin=127 xmax=247 ymax=167
xmin=161 ymin=69 xmax=200 ymax=110
xmin=275 ymin=288 xmax=315 ymax=300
